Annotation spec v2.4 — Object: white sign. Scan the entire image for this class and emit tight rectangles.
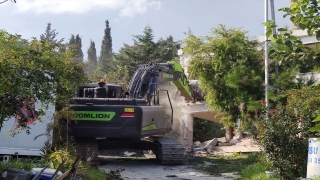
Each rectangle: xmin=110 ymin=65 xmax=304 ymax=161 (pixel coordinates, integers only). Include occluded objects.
xmin=307 ymin=138 xmax=320 ymax=179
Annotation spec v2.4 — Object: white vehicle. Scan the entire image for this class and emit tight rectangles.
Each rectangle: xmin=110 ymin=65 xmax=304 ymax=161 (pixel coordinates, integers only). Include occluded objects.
xmin=0 ymin=99 xmax=54 ymax=157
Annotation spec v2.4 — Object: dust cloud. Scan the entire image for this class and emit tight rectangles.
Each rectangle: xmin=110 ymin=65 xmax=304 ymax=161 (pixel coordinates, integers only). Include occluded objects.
xmin=157 ymin=82 xmax=185 ymax=142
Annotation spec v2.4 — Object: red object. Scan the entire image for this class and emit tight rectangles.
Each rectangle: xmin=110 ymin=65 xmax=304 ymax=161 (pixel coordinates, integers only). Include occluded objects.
xmin=269 ymin=109 xmax=277 ymax=115
xmin=121 ymin=113 xmax=134 ymax=117
xmin=12 ymin=98 xmax=39 ymax=131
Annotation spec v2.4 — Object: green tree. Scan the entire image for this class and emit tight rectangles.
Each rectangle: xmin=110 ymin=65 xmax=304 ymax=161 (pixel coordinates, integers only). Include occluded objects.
xmin=257 ymin=86 xmax=320 ymax=179
xmin=104 ymin=65 xmax=130 ymax=88
xmin=88 ymin=40 xmax=97 ymax=66
xmin=132 ymin=25 xmax=157 ymax=62
xmin=40 ymin=23 xmax=64 ymax=44
xmin=263 ymin=21 xmax=318 ymax=109
xmin=40 ymin=23 xmax=65 ymax=52
xmin=280 ymin=0 xmax=320 ymax=40
xmin=110 ymin=25 xmax=180 ymax=82
xmin=181 ymin=25 xmax=264 ymax=127
xmin=278 ymin=0 xmax=320 ymax=136
xmin=245 ymin=2 xmax=320 ymax=179
xmin=262 ymin=0 xmax=320 ymax=118
xmin=75 ymin=34 xmax=84 ymax=62
xmin=86 ymin=40 xmax=98 ymax=76
xmin=68 ymin=34 xmax=75 ymax=45
xmin=99 ymin=20 xmax=113 ymax=68
xmin=123 ymin=26 xmax=179 ymax=65
xmin=58 ymin=43 xmax=67 ymax=53
xmin=68 ymin=34 xmax=83 ymax=63
xmin=0 ymin=30 xmax=86 ymax=132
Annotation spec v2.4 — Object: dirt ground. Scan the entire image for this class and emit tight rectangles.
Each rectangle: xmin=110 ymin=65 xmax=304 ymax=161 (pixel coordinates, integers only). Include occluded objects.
xmin=98 ymin=151 xmax=238 ymax=180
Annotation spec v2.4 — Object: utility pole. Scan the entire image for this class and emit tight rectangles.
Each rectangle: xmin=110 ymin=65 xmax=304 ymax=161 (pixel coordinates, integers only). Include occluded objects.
xmin=270 ymin=0 xmax=279 ymax=94
xmin=265 ymin=0 xmax=269 ymax=118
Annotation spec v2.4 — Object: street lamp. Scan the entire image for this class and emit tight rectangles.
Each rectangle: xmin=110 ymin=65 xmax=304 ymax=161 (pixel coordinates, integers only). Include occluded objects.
xmin=265 ymin=0 xmax=278 ymax=118
xmin=265 ymin=0 xmax=269 ymax=117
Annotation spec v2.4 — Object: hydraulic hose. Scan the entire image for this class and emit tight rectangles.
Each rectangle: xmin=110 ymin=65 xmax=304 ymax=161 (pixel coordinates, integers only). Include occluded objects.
xmin=176 ymin=72 xmax=188 ymax=86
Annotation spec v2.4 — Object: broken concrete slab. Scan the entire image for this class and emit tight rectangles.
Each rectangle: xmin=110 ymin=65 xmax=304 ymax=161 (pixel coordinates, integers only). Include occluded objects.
xmin=143 ymin=151 xmax=156 ymax=159
xmin=194 ymin=138 xmax=218 ymax=151
xmin=193 ymin=141 xmax=201 ymax=148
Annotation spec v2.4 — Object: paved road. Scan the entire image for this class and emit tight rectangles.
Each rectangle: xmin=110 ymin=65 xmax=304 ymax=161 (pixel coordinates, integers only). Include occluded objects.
xmin=99 ymin=156 xmax=235 ymax=180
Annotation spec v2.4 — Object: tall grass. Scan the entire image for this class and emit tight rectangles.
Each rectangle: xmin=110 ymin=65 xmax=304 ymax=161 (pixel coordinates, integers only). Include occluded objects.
xmin=239 ymin=153 xmax=280 ymax=180
xmin=0 ymin=158 xmax=43 ymax=173
xmin=0 ymin=157 xmax=107 ymax=180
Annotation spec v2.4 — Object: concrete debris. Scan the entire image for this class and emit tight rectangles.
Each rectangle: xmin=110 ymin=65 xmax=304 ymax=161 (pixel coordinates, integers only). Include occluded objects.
xmin=124 ymin=151 xmax=137 ymax=157
xmin=192 ymin=136 xmax=260 ymax=155
xmin=194 ymin=138 xmax=218 ymax=151
xmin=206 ymin=145 xmax=213 ymax=153
xmin=194 ymin=151 xmax=209 ymax=157
xmin=143 ymin=151 xmax=156 ymax=159
xmin=192 ymin=141 xmax=201 ymax=148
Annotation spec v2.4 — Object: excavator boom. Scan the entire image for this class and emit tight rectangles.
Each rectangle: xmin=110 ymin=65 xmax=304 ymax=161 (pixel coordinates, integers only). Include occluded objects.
xmin=126 ymin=60 xmax=194 ymax=102
xmin=166 ymin=61 xmax=193 ymax=101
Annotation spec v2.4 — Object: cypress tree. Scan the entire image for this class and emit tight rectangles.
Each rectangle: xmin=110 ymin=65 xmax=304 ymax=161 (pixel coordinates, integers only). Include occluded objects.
xmin=75 ymin=34 xmax=84 ymax=62
xmin=69 ymin=34 xmax=75 ymax=45
xmin=68 ymin=34 xmax=83 ymax=63
xmin=87 ymin=40 xmax=98 ymax=67
xmin=99 ymin=20 xmax=113 ymax=67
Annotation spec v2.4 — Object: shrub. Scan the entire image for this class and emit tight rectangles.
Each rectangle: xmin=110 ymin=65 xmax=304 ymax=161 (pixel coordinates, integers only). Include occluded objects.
xmin=193 ymin=118 xmax=225 ymax=142
xmin=80 ymin=167 xmax=107 ymax=180
xmin=0 ymin=158 xmax=42 ymax=173
xmin=257 ymin=86 xmax=320 ymax=180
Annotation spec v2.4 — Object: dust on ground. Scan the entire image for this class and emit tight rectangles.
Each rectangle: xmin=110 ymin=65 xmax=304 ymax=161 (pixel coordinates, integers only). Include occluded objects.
xmin=99 ymin=156 xmax=236 ymax=180
xmin=100 ymin=159 xmax=236 ymax=180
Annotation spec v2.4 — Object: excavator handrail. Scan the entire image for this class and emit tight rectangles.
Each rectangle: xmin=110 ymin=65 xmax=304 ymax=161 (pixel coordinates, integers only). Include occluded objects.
xmin=158 ymin=89 xmax=173 ymax=124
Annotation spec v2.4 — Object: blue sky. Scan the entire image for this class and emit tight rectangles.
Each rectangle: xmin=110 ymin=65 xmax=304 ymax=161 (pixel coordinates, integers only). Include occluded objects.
xmin=0 ymin=0 xmax=290 ymax=59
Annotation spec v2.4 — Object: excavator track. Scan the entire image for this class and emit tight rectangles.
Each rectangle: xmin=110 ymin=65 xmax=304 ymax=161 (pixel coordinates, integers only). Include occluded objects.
xmin=154 ymin=136 xmax=185 ymax=165
xmin=72 ymin=137 xmax=99 ymax=162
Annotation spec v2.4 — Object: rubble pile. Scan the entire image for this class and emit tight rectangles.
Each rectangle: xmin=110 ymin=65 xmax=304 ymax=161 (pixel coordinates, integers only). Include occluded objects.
xmin=192 ymin=135 xmax=259 ymax=156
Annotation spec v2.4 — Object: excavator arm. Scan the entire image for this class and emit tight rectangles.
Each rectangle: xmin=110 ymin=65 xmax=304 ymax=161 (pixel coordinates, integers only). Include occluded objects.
xmin=165 ymin=61 xmax=193 ymax=101
xmin=126 ymin=61 xmax=195 ymax=102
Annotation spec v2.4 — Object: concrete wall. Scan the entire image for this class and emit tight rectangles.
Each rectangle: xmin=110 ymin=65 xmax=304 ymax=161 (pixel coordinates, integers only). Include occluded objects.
xmin=158 ymin=81 xmax=217 ymax=149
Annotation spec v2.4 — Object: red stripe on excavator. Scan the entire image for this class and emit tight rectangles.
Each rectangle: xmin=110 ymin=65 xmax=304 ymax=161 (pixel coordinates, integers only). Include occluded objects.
xmin=121 ymin=113 xmax=134 ymax=117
